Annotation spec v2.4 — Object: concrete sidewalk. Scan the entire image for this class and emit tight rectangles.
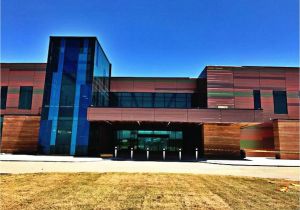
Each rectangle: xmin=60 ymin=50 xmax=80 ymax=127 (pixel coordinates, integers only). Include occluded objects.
xmin=0 ymin=154 xmax=299 ymax=167
xmin=205 ymin=157 xmax=300 ymax=167
xmin=0 ymin=160 xmax=299 ymax=181
xmin=0 ymin=154 xmax=103 ymax=162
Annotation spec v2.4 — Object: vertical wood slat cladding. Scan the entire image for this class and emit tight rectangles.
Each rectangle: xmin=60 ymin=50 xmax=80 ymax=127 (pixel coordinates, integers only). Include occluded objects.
xmin=202 ymin=123 xmax=242 ymax=159
xmin=0 ymin=116 xmax=40 ymax=154
xmin=273 ymin=119 xmax=300 ymax=160
xmin=205 ymin=66 xmax=299 ymax=120
xmin=0 ymin=63 xmax=46 ymax=115
xmin=240 ymin=122 xmax=275 ymax=157
xmin=110 ymin=77 xmax=198 ymax=93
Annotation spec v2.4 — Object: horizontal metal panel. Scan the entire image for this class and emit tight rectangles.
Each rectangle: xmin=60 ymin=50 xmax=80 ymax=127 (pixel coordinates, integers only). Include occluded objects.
xmin=87 ymin=107 xmax=261 ymax=123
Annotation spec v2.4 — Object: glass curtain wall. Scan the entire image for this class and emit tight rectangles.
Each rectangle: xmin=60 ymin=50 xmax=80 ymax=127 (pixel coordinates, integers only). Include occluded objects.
xmin=39 ymin=37 xmax=110 ymax=155
xmin=109 ymin=92 xmax=193 ymax=108
xmin=92 ymin=42 xmax=111 ymax=107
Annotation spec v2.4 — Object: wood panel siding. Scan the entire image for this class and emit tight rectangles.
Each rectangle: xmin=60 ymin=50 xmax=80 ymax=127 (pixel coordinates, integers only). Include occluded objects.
xmin=273 ymin=119 xmax=300 ymax=160
xmin=0 ymin=116 xmax=40 ymax=154
xmin=202 ymin=123 xmax=242 ymax=159
xmin=0 ymin=63 xmax=46 ymax=115
xmin=205 ymin=66 xmax=299 ymax=120
xmin=240 ymin=122 xmax=275 ymax=157
xmin=206 ymin=67 xmax=234 ymax=108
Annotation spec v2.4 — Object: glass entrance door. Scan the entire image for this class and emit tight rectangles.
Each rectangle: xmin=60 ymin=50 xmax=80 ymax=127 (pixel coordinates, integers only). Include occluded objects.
xmin=116 ymin=130 xmax=182 ymax=152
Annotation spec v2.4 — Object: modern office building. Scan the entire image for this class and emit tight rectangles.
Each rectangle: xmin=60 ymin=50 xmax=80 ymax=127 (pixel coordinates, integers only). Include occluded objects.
xmin=0 ymin=36 xmax=299 ymax=159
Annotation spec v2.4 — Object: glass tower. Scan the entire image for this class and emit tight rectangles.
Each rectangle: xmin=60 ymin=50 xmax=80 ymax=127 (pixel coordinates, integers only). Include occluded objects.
xmin=39 ymin=37 xmax=110 ymax=155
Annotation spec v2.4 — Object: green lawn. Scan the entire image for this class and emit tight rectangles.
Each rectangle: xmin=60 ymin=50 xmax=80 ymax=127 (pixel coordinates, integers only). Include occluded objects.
xmin=1 ymin=173 xmax=299 ymax=210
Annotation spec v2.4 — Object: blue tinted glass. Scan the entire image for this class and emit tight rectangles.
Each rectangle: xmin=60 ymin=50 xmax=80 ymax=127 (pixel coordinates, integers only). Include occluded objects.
xmin=154 ymin=93 xmax=164 ymax=108
xmin=165 ymin=93 xmax=175 ymax=108
xmin=39 ymin=37 xmax=107 ymax=156
xmin=143 ymin=93 xmax=153 ymax=107
xmin=175 ymin=93 xmax=186 ymax=108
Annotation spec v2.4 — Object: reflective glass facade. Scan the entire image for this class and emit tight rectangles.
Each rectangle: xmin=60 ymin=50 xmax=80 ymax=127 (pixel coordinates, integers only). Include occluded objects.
xmin=39 ymin=37 xmax=110 ymax=155
xmin=116 ymin=130 xmax=183 ymax=151
xmin=92 ymin=43 xmax=111 ymax=107
xmin=105 ymin=92 xmax=197 ymax=108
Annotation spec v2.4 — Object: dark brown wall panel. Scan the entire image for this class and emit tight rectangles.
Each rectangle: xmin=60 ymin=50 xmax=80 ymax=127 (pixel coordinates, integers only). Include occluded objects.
xmin=273 ymin=119 xmax=300 ymax=160
xmin=0 ymin=116 xmax=40 ymax=154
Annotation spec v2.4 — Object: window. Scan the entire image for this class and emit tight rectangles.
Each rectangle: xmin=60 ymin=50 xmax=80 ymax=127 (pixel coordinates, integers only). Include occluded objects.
xmin=1 ymin=86 xmax=8 ymax=109
xmin=154 ymin=93 xmax=164 ymax=108
xmin=120 ymin=93 xmax=132 ymax=107
xmin=18 ymin=86 xmax=33 ymax=110
xmin=164 ymin=93 xmax=176 ymax=108
xmin=175 ymin=94 xmax=186 ymax=108
xmin=143 ymin=93 xmax=153 ymax=107
xmin=107 ymin=92 xmax=195 ymax=108
xmin=253 ymin=90 xmax=261 ymax=110
xmin=273 ymin=91 xmax=288 ymax=114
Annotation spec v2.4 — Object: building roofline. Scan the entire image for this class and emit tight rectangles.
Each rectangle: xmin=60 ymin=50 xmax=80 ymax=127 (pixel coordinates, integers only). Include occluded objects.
xmin=49 ymin=36 xmax=112 ymax=65
xmin=0 ymin=63 xmax=47 ymax=71
xmin=50 ymin=35 xmax=98 ymax=39
xmin=204 ymin=65 xmax=299 ymax=69
xmin=1 ymin=62 xmax=46 ymax=65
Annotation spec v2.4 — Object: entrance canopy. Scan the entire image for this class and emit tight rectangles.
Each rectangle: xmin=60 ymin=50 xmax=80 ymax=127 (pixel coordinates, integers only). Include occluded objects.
xmin=87 ymin=107 xmax=263 ymax=123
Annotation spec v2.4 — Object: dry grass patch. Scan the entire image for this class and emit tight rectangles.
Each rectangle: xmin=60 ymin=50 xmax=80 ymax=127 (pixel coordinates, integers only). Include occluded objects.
xmin=0 ymin=173 xmax=299 ymax=210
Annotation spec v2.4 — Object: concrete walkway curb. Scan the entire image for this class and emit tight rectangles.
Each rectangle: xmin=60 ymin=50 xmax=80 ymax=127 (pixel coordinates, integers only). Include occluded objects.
xmin=204 ymin=157 xmax=300 ymax=167
xmin=0 ymin=154 xmax=299 ymax=167
xmin=0 ymin=154 xmax=103 ymax=162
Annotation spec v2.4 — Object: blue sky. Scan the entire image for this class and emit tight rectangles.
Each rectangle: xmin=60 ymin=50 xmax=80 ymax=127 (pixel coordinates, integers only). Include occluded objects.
xmin=1 ymin=0 xmax=299 ymax=77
